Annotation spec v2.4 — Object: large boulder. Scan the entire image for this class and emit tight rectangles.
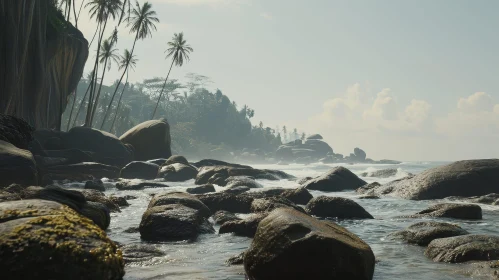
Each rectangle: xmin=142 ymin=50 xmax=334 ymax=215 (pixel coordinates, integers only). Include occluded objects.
xmin=120 ymin=161 xmax=159 ymax=180
xmin=354 ymin=147 xmax=367 ymax=161
xmin=0 ymin=114 xmax=34 ymax=150
xmin=359 ymin=160 xmax=499 ymax=200
xmin=197 ymin=192 xmax=254 ymax=213
xmin=164 ymin=155 xmax=189 ymax=166
xmin=282 ymin=187 xmax=313 ymax=205
xmin=62 ymin=127 xmax=133 ymax=166
xmin=0 ymin=140 xmax=38 ymax=187
xmin=303 ymin=166 xmax=367 ymax=192
xmin=425 ymin=235 xmax=499 ymax=263
xmin=139 ymin=204 xmax=214 ymax=241
xmin=306 ymin=134 xmax=323 ymax=140
xmin=244 ymin=208 xmax=376 ymax=280
xmin=405 ymin=203 xmax=482 ymax=220
xmin=391 ymin=221 xmax=469 ymax=246
xmin=0 ymin=199 xmax=124 ymax=279
xmin=305 ymin=196 xmax=374 ymax=219
xmin=225 ymin=176 xmax=263 ymax=189
xmin=159 ymin=163 xmax=198 ymax=182
xmin=120 ymin=120 xmax=172 ymax=161
xmin=115 ymin=179 xmax=169 ymax=191
xmin=148 ymin=192 xmax=211 ymax=218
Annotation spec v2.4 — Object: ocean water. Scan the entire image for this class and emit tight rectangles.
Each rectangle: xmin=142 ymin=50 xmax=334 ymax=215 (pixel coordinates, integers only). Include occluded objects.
xmin=76 ymin=162 xmax=499 ymax=279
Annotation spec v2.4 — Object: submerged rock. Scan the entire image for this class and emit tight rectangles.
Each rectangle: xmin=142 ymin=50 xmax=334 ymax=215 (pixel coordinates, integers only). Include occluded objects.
xmin=425 ymin=235 xmax=499 ymax=263
xmin=212 ymin=210 xmax=241 ymax=225
xmin=120 ymin=120 xmax=172 ymax=161
xmin=391 ymin=221 xmax=469 ymax=246
xmin=120 ymin=161 xmax=159 ymax=180
xmin=244 ymin=208 xmax=375 ymax=280
xmin=250 ymin=197 xmax=305 ymax=214
xmin=0 ymin=199 xmax=124 ymax=279
xmin=306 ymin=196 xmax=374 ymax=219
xmin=219 ymin=213 xmax=267 ymax=237
xmin=303 ymin=166 xmax=367 ymax=192
xmin=84 ymin=179 xmax=105 ymax=191
xmin=120 ymin=244 xmax=165 ymax=264
xmin=197 ymin=192 xmax=254 ymax=214
xmin=186 ymin=184 xmax=216 ymax=194
xmin=406 ymin=203 xmax=482 ymax=220
xmin=115 ymin=179 xmax=169 ymax=190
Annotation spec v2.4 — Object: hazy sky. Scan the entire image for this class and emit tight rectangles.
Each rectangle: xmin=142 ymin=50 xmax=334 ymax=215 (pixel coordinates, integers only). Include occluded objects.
xmin=77 ymin=0 xmax=499 ymax=161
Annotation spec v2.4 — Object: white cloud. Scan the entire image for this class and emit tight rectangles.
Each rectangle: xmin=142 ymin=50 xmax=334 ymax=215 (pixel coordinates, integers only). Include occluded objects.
xmin=363 ymin=88 xmax=398 ymax=120
xmin=260 ymin=12 xmax=273 ymax=20
xmin=404 ymin=99 xmax=431 ymax=125
xmin=457 ymin=92 xmax=494 ymax=113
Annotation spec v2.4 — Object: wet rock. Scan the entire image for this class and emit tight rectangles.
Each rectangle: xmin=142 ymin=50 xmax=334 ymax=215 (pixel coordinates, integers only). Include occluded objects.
xmin=306 ymin=196 xmax=374 ymax=219
xmin=124 ymin=226 xmax=140 ymax=233
xmin=160 ymin=163 xmax=198 ymax=182
xmin=359 ymin=160 xmax=499 ymax=200
xmin=360 ymin=168 xmax=398 ymax=178
xmin=297 ymin=176 xmax=313 ymax=185
xmin=246 ymin=188 xmax=285 ymax=198
xmin=212 ymin=210 xmax=241 ymax=225
xmin=225 ymin=176 xmax=262 ymax=189
xmin=115 ymin=179 xmax=170 ymax=190
xmin=447 ymin=193 xmax=499 ymax=206
xmin=228 ymin=168 xmax=295 ymax=180
xmin=164 ymin=155 xmax=189 ymax=166
xmin=251 ymin=197 xmax=305 ymax=214
xmin=149 ymin=192 xmax=211 ymax=218
xmin=392 ymin=221 xmax=469 ymax=246
xmin=139 ymin=204 xmax=214 ymax=241
xmin=358 ymin=195 xmax=381 ymax=199
xmin=121 ymin=244 xmax=165 ymax=264
xmin=79 ymin=189 xmax=120 ymax=213
xmin=43 ymin=162 xmax=120 ymax=182
xmin=120 ymin=119 xmax=172 ymax=161
xmin=123 ymin=195 xmax=138 ymax=200
xmin=191 ymin=159 xmax=251 ymax=169
xmin=356 ymin=182 xmax=381 ymax=194
xmin=147 ymin=158 xmax=168 ymax=166
xmin=0 ymin=199 xmax=124 ymax=279
xmin=63 ymin=126 xmax=133 ymax=166
xmin=224 ymin=185 xmax=250 ymax=195
xmin=195 ymin=166 xmax=230 ymax=185
xmin=282 ymin=187 xmax=313 ymax=205
xmin=110 ymin=196 xmax=130 ymax=207
xmin=425 ymin=235 xmax=499 ymax=263
xmin=226 ymin=252 xmax=245 ymax=265
xmin=219 ymin=213 xmax=267 ymax=238
xmin=406 ymin=203 xmax=482 ymax=220
xmin=244 ymin=208 xmax=375 ymax=280
xmin=120 ymin=161 xmax=159 ymax=180
xmin=303 ymin=166 xmax=367 ymax=192
xmin=197 ymin=192 xmax=254 ymax=214
xmin=186 ymin=184 xmax=216 ymax=194
xmin=84 ymin=179 xmax=105 ymax=191
xmin=0 ymin=190 xmax=21 ymax=202
xmin=464 ymin=261 xmax=499 ymax=279
xmin=0 ymin=140 xmax=37 ymax=188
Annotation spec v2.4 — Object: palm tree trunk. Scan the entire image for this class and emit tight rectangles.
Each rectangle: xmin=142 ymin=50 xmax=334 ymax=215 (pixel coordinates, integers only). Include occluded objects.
xmin=109 ymin=70 xmax=129 ymax=133
xmin=66 ymin=85 xmax=78 ymax=131
xmin=72 ymin=80 xmax=91 ymax=127
xmin=99 ymin=31 xmax=139 ymax=129
xmin=151 ymin=59 xmax=175 ymax=119
xmin=90 ymin=57 xmax=109 ymax=126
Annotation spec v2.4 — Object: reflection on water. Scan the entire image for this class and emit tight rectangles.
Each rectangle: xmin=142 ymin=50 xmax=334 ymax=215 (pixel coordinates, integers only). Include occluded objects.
xmin=63 ymin=161 xmax=498 ymax=279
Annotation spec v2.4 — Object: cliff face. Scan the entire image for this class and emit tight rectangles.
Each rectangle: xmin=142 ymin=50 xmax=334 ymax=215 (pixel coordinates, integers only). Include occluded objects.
xmin=0 ymin=1 xmax=88 ymax=130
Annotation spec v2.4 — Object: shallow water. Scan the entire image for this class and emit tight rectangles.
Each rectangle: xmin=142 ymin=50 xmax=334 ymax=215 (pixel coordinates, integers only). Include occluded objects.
xmin=67 ymin=162 xmax=499 ymax=279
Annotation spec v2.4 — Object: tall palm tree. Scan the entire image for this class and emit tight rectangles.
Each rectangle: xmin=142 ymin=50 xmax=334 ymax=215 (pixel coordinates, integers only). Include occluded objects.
xmin=90 ymin=39 xmax=119 ymax=125
xmin=83 ymin=0 xmax=122 ymax=127
xmin=108 ymin=50 xmax=137 ymax=131
xmin=151 ymin=32 xmax=193 ymax=119
xmin=101 ymin=1 xmax=158 ymax=128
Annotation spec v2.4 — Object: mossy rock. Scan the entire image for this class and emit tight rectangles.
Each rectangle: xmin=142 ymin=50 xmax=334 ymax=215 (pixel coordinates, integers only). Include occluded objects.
xmin=0 ymin=199 xmax=124 ymax=280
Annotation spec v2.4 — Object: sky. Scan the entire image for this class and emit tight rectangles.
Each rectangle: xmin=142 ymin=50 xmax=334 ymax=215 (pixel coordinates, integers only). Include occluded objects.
xmin=76 ymin=0 xmax=499 ymax=161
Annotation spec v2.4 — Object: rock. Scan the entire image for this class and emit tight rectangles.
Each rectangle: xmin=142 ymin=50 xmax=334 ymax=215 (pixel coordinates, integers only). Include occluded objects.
xmin=246 ymin=188 xmax=286 ymax=198
xmin=361 ymin=168 xmax=398 ymax=178
xmin=303 ymin=139 xmax=334 ymax=157
xmin=0 ymin=114 xmax=34 ymax=149
xmin=356 ymin=182 xmax=381 ymax=194
xmin=197 ymin=192 xmax=254 ymax=214
xmin=464 ymin=261 xmax=499 ymax=279
xmin=43 ymin=149 xmax=94 ymax=165
xmin=43 ymin=162 xmax=120 ymax=182
xmin=392 ymin=221 xmax=469 ymax=246
xmin=425 ymin=235 xmax=499 ymax=263
xmin=282 ymin=187 xmax=313 ymax=205
xmin=406 ymin=203 xmax=482 ymax=220
xmin=148 ymin=192 xmax=211 ymax=218
xmin=354 ymin=147 xmax=367 ymax=161
xmin=0 ymin=190 xmax=21 ymax=202
xmin=115 ymin=179 xmax=170 ymax=190
xmin=195 ymin=166 xmax=294 ymax=186
xmin=186 ymin=184 xmax=216 ymax=194
xmin=225 ymin=176 xmax=262 ymax=189
xmin=228 ymin=168 xmax=295 ymax=180
xmin=297 ymin=177 xmax=313 ymax=185
xmin=120 ymin=120 xmax=172 ymax=161
xmin=0 ymin=140 xmax=37 ymax=187
xmin=139 ymin=204 xmax=214 ymax=241
xmin=120 ymin=244 xmax=165 ymax=264
xmin=303 ymin=166 xmax=367 ymax=192
xmin=275 ymin=146 xmax=293 ymax=161
xmin=110 ymin=196 xmax=130 ymax=207
xmin=306 ymin=196 xmax=374 ymax=219
xmin=160 ymin=163 xmax=198 ymax=182
xmin=251 ymin=197 xmax=305 ymax=214
xmin=120 ymin=161 xmax=159 ymax=180
xmin=219 ymin=213 xmax=267 ymax=237
xmin=195 ymin=166 xmax=230 ymax=185
xmin=306 ymin=134 xmax=323 ymax=140
xmin=147 ymin=158 xmax=168 ymax=166
xmin=124 ymin=226 xmax=140 ymax=233
xmin=226 ymin=252 xmax=245 ymax=265
xmin=447 ymin=193 xmax=499 ymax=206
xmin=79 ymin=189 xmax=120 ymax=213
xmin=224 ymin=185 xmax=250 ymax=195
xmin=191 ymin=159 xmax=251 ymax=169
xmin=244 ymin=208 xmax=375 ymax=280
xmin=62 ymin=126 xmax=133 ymax=166
xmin=212 ymin=210 xmax=241 ymax=225
xmin=358 ymin=195 xmax=380 ymax=199
xmin=362 ymin=160 xmax=499 ymax=200
xmin=164 ymin=155 xmax=189 ymax=166
xmin=84 ymin=179 xmax=105 ymax=191
xmin=0 ymin=199 xmax=124 ymax=279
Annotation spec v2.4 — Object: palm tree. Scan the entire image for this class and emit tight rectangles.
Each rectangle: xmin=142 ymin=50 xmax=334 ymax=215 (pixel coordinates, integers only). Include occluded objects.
xmin=83 ymin=0 xmax=122 ymax=127
xmin=108 ymin=50 xmax=137 ymax=131
xmin=151 ymin=32 xmax=193 ymax=119
xmin=90 ymin=39 xmax=119 ymax=125
xmin=101 ymin=1 xmax=158 ymax=128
